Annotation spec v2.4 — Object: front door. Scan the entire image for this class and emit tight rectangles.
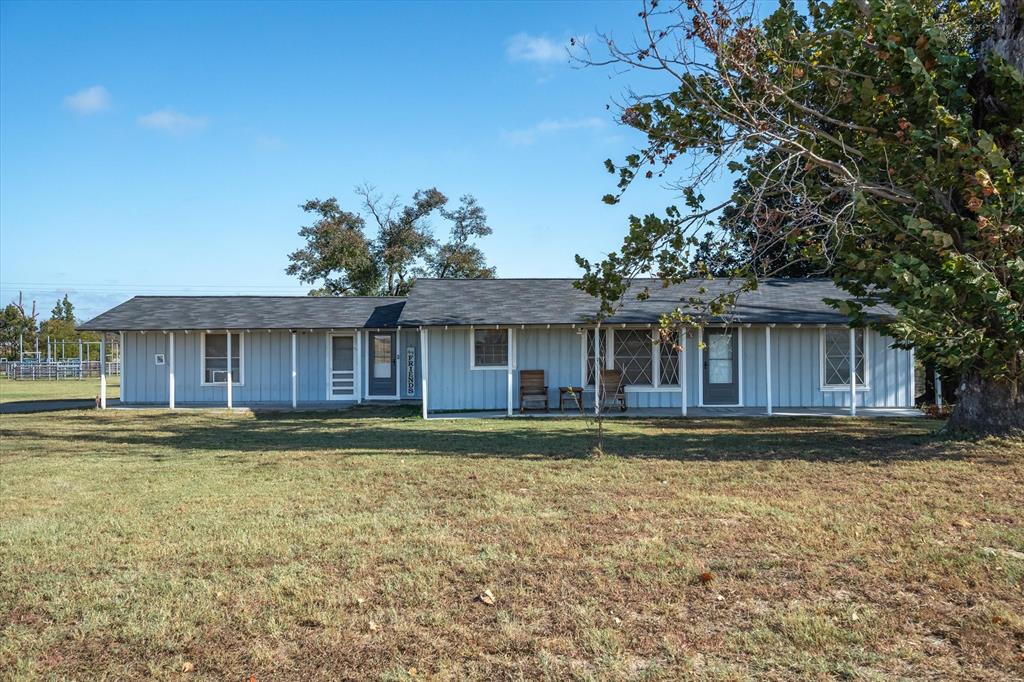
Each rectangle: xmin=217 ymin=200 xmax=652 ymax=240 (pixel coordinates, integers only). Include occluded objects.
xmin=703 ymin=329 xmax=739 ymax=405
xmin=329 ymin=334 xmax=356 ymax=400
xmin=367 ymin=331 xmax=396 ymax=397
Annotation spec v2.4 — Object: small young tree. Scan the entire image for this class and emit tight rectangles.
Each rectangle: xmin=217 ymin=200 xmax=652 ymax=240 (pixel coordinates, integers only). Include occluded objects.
xmin=287 ymin=186 xmax=495 ymax=296
xmin=576 ymin=0 xmax=1023 ymax=434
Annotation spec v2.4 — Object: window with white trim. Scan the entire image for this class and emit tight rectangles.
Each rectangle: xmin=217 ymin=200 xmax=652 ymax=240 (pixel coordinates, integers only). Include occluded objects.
xmin=471 ymin=329 xmax=508 ymax=368
xmin=821 ymin=328 xmax=866 ymax=388
xmin=613 ymin=329 xmax=653 ymax=385
xmin=202 ymin=332 xmax=242 ymax=384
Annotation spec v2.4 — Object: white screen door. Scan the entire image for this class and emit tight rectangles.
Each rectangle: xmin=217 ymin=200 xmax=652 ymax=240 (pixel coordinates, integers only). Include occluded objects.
xmin=330 ymin=335 xmax=355 ymax=399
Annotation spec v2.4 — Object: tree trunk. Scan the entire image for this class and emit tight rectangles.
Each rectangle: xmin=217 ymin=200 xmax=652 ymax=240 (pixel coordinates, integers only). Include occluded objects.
xmin=946 ymin=370 xmax=1024 ymax=435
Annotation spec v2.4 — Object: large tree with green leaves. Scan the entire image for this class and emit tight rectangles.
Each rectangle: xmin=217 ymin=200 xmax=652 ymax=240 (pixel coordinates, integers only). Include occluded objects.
xmin=287 ymin=186 xmax=495 ymax=296
xmin=576 ymin=0 xmax=1023 ymax=434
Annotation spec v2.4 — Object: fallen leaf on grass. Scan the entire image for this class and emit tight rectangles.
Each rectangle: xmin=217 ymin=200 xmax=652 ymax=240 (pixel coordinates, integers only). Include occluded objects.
xmin=698 ymin=571 xmax=714 ymax=585
xmin=982 ymin=546 xmax=1024 ymax=561
xmin=181 ymin=662 xmax=194 ymax=673
xmin=368 ymin=620 xmax=379 ymax=632
xmin=478 ymin=589 xmax=496 ymax=606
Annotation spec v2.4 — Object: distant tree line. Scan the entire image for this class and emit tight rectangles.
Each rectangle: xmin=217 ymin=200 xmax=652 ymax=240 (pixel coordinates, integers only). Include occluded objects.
xmin=0 ymin=294 xmax=100 ymax=360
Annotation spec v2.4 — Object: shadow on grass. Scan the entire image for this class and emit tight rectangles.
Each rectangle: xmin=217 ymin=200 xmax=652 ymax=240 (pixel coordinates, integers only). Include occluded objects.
xmin=5 ymin=404 xmax=1011 ymax=465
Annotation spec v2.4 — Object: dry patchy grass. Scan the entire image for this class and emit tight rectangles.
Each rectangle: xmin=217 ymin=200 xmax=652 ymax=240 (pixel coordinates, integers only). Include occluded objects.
xmin=1 ymin=408 xmax=1022 ymax=680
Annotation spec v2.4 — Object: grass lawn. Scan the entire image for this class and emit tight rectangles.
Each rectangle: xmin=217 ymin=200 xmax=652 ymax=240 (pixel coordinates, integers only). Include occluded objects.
xmin=0 ymin=376 xmax=120 ymax=404
xmin=1 ymin=408 xmax=1021 ymax=680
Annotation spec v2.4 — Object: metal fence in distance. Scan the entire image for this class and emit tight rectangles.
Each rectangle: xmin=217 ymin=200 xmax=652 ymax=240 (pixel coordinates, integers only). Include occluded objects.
xmin=1 ymin=360 xmax=121 ymax=380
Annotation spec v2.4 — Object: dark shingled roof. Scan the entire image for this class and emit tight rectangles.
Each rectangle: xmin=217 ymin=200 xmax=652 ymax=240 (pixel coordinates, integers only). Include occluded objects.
xmin=397 ymin=278 xmax=895 ymax=326
xmin=78 ymin=279 xmax=895 ymax=331
xmin=78 ymin=296 xmax=406 ymax=331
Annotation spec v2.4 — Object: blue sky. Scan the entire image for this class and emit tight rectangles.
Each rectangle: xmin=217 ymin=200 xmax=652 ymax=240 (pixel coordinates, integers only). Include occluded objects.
xmin=1 ymin=0 xmax=700 ymax=320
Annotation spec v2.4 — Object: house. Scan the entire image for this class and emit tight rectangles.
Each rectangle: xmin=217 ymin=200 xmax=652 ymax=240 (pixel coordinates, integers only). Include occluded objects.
xmin=78 ymin=278 xmax=918 ymax=417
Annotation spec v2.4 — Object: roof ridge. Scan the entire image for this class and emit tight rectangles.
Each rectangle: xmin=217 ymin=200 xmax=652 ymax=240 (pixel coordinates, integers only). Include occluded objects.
xmin=127 ymin=295 xmax=407 ymax=300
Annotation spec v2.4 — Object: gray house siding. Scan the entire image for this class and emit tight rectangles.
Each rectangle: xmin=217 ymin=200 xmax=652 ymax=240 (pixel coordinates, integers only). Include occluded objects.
xmin=423 ymin=325 xmax=913 ymax=412
xmin=122 ymin=331 xmax=329 ymax=405
xmin=766 ymin=327 xmax=912 ymax=408
xmin=121 ymin=324 xmax=912 ymax=410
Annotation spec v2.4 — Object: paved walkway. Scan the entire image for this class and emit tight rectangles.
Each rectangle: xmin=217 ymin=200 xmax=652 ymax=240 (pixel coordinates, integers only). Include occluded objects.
xmin=0 ymin=398 xmax=120 ymax=414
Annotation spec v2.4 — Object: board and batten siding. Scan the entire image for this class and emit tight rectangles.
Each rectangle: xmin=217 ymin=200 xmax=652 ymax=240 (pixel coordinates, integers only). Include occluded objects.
xmin=121 ymin=331 xmax=330 ymax=404
xmin=423 ymin=325 xmax=913 ymax=411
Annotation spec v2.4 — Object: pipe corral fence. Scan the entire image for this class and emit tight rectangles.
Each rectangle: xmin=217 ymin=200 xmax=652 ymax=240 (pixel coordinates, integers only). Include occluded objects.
xmin=2 ymin=336 xmax=121 ymax=380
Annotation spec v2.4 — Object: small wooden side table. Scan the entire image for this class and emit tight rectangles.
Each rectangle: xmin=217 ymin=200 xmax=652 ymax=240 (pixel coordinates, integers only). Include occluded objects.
xmin=559 ymin=386 xmax=584 ymax=413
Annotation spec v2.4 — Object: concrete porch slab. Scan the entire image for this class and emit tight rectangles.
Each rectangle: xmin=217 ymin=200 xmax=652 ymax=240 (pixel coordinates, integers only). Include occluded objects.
xmin=427 ymin=407 xmax=925 ymax=420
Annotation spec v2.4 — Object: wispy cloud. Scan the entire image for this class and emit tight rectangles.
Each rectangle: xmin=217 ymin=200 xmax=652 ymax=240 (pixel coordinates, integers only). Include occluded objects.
xmin=254 ymin=133 xmax=284 ymax=150
xmin=500 ymin=117 xmax=606 ymax=146
xmin=137 ymin=109 xmax=207 ymax=135
xmin=505 ymin=33 xmax=567 ymax=64
xmin=62 ymin=85 xmax=111 ymax=115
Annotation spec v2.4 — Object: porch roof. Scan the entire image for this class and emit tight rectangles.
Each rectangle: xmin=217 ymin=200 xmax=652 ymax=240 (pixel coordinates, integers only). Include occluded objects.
xmin=78 ymin=296 xmax=406 ymax=332
xmin=398 ymin=278 xmax=895 ymax=327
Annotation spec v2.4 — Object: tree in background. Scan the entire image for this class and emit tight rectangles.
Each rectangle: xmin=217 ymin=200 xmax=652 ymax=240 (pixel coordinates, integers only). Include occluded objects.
xmin=0 ymin=293 xmax=38 ymax=360
xmin=427 ymin=195 xmax=496 ymax=279
xmin=287 ymin=186 xmax=495 ymax=296
xmin=40 ymin=294 xmax=80 ymax=346
xmin=576 ymin=0 xmax=1022 ymax=434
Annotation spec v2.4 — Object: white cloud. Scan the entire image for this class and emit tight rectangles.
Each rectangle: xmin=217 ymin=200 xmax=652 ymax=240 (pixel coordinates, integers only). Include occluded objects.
xmin=505 ymin=33 xmax=567 ymax=64
xmin=137 ymin=109 xmax=207 ymax=135
xmin=62 ymin=86 xmax=111 ymax=114
xmin=500 ymin=117 xmax=606 ymax=146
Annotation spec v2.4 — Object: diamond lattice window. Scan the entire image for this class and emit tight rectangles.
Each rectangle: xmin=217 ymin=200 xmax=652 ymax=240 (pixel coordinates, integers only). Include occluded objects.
xmin=660 ymin=334 xmax=679 ymax=386
xmin=586 ymin=329 xmax=607 ymax=385
xmin=823 ymin=328 xmax=865 ymax=386
xmin=614 ymin=329 xmax=654 ymax=385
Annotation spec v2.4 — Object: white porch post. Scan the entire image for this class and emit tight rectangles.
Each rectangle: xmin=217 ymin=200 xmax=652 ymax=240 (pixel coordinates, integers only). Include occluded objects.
xmin=291 ymin=332 xmax=297 ymax=408
xmin=849 ymin=327 xmax=856 ymax=417
xmin=354 ymin=331 xmax=363 ymax=404
xmin=935 ymin=371 xmax=943 ymax=408
xmin=168 ymin=332 xmax=175 ymax=409
xmin=506 ymin=327 xmax=514 ymax=417
xmin=765 ymin=325 xmax=773 ymax=416
xmin=680 ymin=330 xmax=687 ymax=417
xmin=593 ymin=324 xmax=602 ymax=418
xmin=99 ymin=335 xmax=107 ymax=409
xmin=420 ymin=328 xmax=429 ymax=419
xmin=226 ymin=331 xmax=233 ymax=411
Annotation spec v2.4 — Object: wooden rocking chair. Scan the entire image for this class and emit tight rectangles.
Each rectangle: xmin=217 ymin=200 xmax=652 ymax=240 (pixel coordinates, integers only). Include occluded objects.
xmin=519 ymin=370 xmax=549 ymax=413
xmin=599 ymin=368 xmax=628 ymax=412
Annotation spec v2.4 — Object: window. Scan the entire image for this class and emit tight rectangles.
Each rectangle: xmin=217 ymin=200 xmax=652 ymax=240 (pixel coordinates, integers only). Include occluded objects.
xmin=372 ymin=334 xmax=391 ymax=378
xmin=471 ymin=329 xmax=508 ymax=368
xmin=586 ymin=328 xmax=683 ymax=387
xmin=821 ymin=328 xmax=867 ymax=389
xmin=585 ymin=329 xmax=607 ymax=385
xmin=659 ymin=334 xmax=679 ymax=386
xmin=202 ymin=332 xmax=242 ymax=384
xmin=707 ymin=332 xmax=734 ymax=384
xmin=613 ymin=329 xmax=653 ymax=385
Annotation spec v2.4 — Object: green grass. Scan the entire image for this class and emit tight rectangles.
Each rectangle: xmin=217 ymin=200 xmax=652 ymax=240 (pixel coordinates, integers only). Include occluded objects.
xmin=1 ymin=408 xmax=1022 ymax=680
xmin=0 ymin=376 xmax=120 ymax=403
